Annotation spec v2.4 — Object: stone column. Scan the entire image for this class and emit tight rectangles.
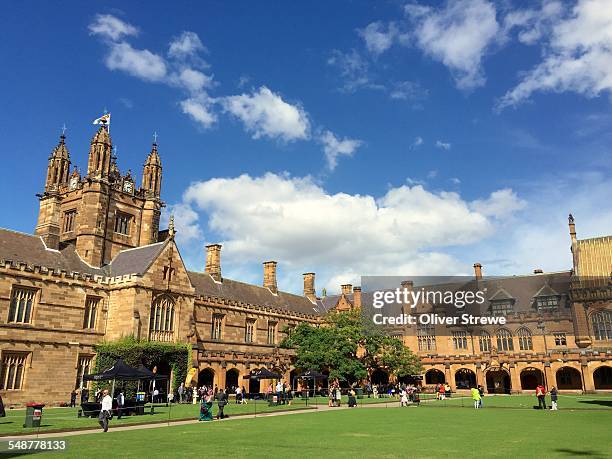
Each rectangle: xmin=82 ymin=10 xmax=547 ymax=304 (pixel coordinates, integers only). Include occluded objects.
xmin=509 ymin=364 xmax=521 ymax=394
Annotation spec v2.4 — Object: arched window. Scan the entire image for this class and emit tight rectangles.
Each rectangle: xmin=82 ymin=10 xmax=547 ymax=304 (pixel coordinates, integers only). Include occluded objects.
xmin=517 ymin=327 xmax=533 ymax=351
xmin=496 ymin=328 xmax=514 ymax=351
xmin=149 ymin=295 xmax=175 ymax=342
xmin=592 ymin=310 xmax=612 ymax=341
xmin=479 ymin=331 xmax=491 ymax=352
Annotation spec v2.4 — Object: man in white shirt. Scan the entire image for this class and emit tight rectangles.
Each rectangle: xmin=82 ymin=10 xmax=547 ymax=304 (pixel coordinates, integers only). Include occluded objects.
xmin=98 ymin=389 xmax=113 ymax=432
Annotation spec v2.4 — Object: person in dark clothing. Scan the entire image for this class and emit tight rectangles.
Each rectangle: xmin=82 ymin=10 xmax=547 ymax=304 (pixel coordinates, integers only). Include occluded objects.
xmin=550 ymin=386 xmax=558 ymax=410
xmin=478 ymin=385 xmax=485 ymax=408
xmin=116 ymin=390 xmax=125 ymax=419
xmin=0 ymin=394 xmax=5 ymax=418
xmin=70 ymin=390 xmax=77 ymax=408
xmin=216 ymin=389 xmax=228 ymax=419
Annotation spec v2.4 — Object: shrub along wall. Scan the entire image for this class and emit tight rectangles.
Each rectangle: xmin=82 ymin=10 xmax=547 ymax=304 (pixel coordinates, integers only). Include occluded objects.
xmin=92 ymin=337 xmax=191 ymax=398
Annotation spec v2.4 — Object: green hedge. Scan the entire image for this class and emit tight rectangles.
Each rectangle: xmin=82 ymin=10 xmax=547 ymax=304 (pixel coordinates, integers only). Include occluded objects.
xmin=92 ymin=337 xmax=191 ymax=397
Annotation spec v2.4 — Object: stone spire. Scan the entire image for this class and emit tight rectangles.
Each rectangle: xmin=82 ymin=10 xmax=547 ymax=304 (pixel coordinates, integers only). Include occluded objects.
xmin=87 ymin=125 xmax=113 ymax=178
xmin=142 ymin=140 xmax=163 ymax=197
xmin=44 ymin=132 xmax=71 ymax=193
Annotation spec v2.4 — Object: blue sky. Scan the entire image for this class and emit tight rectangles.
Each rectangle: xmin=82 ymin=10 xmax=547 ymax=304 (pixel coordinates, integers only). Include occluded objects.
xmin=1 ymin=0 xmax=611 ymax=294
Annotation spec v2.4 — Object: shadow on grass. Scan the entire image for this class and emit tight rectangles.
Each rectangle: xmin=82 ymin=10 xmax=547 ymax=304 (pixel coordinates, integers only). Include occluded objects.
xmin=555 ymin=448 xmax=606 ymax=458
xmin=578 ymin=400 xmax=612 ymax=408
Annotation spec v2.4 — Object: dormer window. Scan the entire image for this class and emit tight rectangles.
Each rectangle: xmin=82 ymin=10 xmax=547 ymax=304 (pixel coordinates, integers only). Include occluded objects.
xmin=491 ymin=300 xmax=513 ymax=316
xmin=536 ymin=295 xmax=559 ymax=312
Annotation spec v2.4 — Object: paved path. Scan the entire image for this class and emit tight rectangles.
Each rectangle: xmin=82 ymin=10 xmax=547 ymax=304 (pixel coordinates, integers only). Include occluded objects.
xmin=2 ymin=400 xmax=428 ymax=441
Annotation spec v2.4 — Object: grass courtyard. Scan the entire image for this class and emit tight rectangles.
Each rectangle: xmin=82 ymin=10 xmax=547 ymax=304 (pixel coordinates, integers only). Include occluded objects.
xmin=23 ymin=397 xmax=612 ymax=459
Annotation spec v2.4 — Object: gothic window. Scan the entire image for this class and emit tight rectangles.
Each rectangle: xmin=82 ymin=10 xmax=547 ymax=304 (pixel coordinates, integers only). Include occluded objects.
xmin=517 ymin=327 xmax=533 ymax=350
xmin=491 ymin=300 xmax=513 ymax=316
xmin=211 ymin=314 xmax=224 ymax=340
xmin=1 ymin=353 xmax=27 ymax=390
xmin=83 ymin=297 xmax=99 ymax=329
xmin=417 ymin=324 xmax=436 ymax=351
xmin=245 ymin=319 xmax=256 ymax=343
xmin=63 ymin=209 xmax=77 ymax=233
xmin=8 ymin=287 xmax=36 ymax=324
xmin=75 ymin=355 xmax=92 ymax=389
xmin=554 ymin=333 xmax=567 ymax=346
xmin=479 ymin=331 xmax=492 ymax=352
xmin=163 ymin=266 xmax=175 ymax=281
xmin=267 ymin=321 xmax=277 ymax=345
xmin=452 ymin=331 xmax=468 ymax=350
xmin=496 ymin=328 xmax=514 ymax=351
xmin=592 ymin=310 xmax=612 ymax=341
xmin=536 ymin=295 xmax=559 ymax=312
xmin=114 ymin=212 xmax=132 ymax=235
xmin=149 ymin=296 xmax=175 ymax=342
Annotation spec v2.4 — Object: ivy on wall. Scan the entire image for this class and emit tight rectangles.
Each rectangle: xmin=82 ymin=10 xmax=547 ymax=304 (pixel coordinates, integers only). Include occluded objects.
xmin=92 ymin=337 xmax=191 ymax=396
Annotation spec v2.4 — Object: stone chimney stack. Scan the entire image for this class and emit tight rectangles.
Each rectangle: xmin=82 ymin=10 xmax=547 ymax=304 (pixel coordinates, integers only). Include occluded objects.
xmin=568 ymin=213 xmax=577 ymax=243
xmin=353 ymin=286 xmax=362 ymax=309
xmin=205 ymin=244 xmax=222 ymax=282
xmin=401 ymin=280 xmax=414 ymax=291
xmin=263 ymin=261 xmax=278 ymax=294
xmin=341 ymin=284 xmax=352 ymax=296
xmin=303 ymin=272 xmax=316 ymax=301
xmin=473 ymin=263 xmax=483 ymax=280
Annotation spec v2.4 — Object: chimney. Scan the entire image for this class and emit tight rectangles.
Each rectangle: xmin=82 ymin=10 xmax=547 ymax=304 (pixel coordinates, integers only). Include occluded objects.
xmin=401 ymin=280 xmax=414 ymax=291
xmin=533 ymin=269 xmax=544 ymax=274
xmin=303 ymin=272 xmax=316 ymax=301
xmin=568 ymin=213 xmax=577 ymax=243
xmin=263 ymin=261 xmax=278 ymax=294
xmin=341 ymin=284 xmax=352 ymax=296
xmin=353 ymin=286 xmax=362 ymax=309
xmin=205 ymin=244 xmax=222 ymax=282
xmin=473 ymin=263 xmax=483 ymax=280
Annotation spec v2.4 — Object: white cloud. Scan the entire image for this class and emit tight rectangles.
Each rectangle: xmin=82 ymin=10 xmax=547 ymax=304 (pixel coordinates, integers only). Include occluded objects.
xmin=222 ymin=86 xmax=311 ymax=141
xmin=470 ymin=188 xmax=527 ymax=219
xmin=176 ymin=173 xmax=527 ymax=291
xmin=405 ymin=0 xmax=499 ymax=90
xmin=450 ymin=177 xmax=461 ymax=185
xmin=173 ymin=68 xmax=214 ymax=94
xmin=435 ymin=140 xmax=451 ymax=150
xmin=389 ymin=81 xmax=429 ymax=106
xmin=319 ymin=130 xmax=363 ymax=171
xmin=105 ymin=42 xmax=167 ymax=82
xmin=501 ymin=1 xmax=563 ymax=46
xmin=359 ymin=21 xmax=398 ymax=55
xmin=180 ymin=96 xmax=217 ymax=128
xmin=411 ymin=136 xmax=424 ymax=149
xmin=168 ymin=31 xmax=206 ymax=59
xmin=327 ymin=49 xmax=381 ymax=93
xmin=427 ymin=170 xmax=438 ymax=179
xmin=162 ymin=203 xmax=204 ymax=245
xmin=88 ymin=14 xmax=138 ymax=41
xmin=498 ymin=0 xmax=612 ymax=109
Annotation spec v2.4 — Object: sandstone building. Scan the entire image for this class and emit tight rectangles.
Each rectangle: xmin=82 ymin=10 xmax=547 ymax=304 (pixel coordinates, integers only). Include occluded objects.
xmin=0 ymin=124 xmax=610 ymax=405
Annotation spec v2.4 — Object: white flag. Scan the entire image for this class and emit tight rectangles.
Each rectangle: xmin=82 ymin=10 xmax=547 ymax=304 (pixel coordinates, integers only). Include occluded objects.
xmin=93 ymin=113 xmax=111 ymax=125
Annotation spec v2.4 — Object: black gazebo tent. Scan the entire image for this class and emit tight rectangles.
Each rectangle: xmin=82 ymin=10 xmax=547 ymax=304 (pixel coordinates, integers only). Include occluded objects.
xmin=242 ymin=368 xmax=282 ymax=381
xmin=296 ymin=370 xmax=328 ymax=405
xmin=84 ymin=359 xmax=147 ymax=383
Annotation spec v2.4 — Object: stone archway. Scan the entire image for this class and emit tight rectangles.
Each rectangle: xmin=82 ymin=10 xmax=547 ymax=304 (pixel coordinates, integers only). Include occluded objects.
xmin=425 ymin=369 xmax=445 ymax=385
xmin=520 ymin=367 xmax=544 ymax=390
xmin=454 ymin=368 xmax=476 ymax=389
xmin=486 ymin=369 xmax=511 ymax=394
xmin=556 ymin=367 xmax=582 ymax=390
xmin=593 ymin=366 xmax=612 ymax=390
xmin=225 ymin=368 xmax=239 ymax=390
xmin=198 ymin=368 xmax=215 ymax=388
xmin=371 ymin=368 xmax=389 ymax=385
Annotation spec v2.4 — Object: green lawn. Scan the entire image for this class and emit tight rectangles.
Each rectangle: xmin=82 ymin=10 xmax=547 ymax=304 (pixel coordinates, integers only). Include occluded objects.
xmin=0 ymin=400 xmax=312 ymax=436
xmin=26 ymin=403 xmax=612 ymax=458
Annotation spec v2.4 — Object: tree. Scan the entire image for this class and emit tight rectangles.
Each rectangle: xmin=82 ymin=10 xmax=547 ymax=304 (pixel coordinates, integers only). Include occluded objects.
xmin=282 ymin=310 xmax=422 ymax=384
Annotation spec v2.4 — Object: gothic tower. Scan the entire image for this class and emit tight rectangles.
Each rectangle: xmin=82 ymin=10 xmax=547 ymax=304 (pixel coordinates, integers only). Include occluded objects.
xmin=139 ymin=141 xmax=163 ymax=245
xmin=35 ymin=133 xmax=71 ymax=249
xmin=86 ymin=125 xmax=113 ymax=178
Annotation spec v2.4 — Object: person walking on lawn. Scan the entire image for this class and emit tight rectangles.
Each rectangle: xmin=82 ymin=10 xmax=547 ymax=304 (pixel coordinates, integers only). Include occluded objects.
xmin=471 ymin=386 xmax=481 ymax=409
xmin=98 ymin=389 xmax=113 ymax=432
xmin=550 ymin=386 xmax=558 ymax=410
xmin=536 ymin=384 xmax=547 ymax=410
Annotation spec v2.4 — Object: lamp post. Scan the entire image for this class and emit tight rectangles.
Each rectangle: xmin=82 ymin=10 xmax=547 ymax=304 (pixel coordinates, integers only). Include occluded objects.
xmin=537 ymin=320 xmax=549 ymax=387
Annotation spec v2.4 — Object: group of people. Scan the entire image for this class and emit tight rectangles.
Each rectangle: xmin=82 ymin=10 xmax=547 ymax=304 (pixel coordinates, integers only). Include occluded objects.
xmin=199 ymin=388 xmax=230 ymax=421
xmin=536 ymin=384 xmax=559 ymax=410
xmin=266 ymin=380 xmax=293 ymax=405
xmin=470 ymin=386 xmax=486 ymax=409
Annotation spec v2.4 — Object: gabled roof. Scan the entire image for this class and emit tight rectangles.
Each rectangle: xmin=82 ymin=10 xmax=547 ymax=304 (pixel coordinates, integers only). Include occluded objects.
xmin=105 ymin=241 xmax=168 ymax=277
xmin=188 ymin=271 xmax=325 ymax=317
xmin=0 ymin=228 xmax=104 ymax=276
xmin=533 ymin=283 xmax=559 ymax=298
xmin=488 ymin=287 xmax=515 ymax=302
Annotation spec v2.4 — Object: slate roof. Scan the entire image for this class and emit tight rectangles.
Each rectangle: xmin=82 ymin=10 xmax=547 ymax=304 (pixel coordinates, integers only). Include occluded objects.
xmin=105 ymin=241 xmax=167 ymax=277
xmin=0 ymin=228 xmax=104 ymax=276
xmin=188 ymin=271 xmax=324 ymax=317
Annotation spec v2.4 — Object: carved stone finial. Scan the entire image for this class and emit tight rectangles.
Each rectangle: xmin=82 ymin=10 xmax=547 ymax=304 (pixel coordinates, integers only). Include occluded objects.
xmin=168 ymin=214 xmax=176 ymax=238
